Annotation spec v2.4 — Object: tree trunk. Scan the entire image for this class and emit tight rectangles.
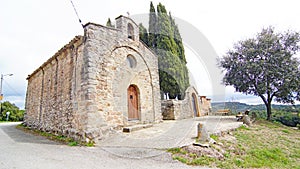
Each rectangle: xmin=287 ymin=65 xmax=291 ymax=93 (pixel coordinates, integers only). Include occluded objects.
xmin=266 ymin=102 xmax=272 ymax=121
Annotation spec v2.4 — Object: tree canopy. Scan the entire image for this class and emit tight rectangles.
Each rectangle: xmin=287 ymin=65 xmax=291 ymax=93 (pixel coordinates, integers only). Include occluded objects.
xmin=0 ymin=101 xmax=24 ymax=121
xmin=139 ymin=2 xmax=190 ymax=99
xmin=219 ymin=27 xmax=300 ymax=120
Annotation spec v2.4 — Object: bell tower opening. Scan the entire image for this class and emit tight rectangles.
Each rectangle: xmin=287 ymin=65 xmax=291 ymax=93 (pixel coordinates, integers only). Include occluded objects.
xmin=127 ymin=23 xmax=134 ymax=40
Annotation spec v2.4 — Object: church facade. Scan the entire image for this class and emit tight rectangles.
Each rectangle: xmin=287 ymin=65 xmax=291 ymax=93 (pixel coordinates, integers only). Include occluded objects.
xmin=24 ymin=16 xmax=162 ymax=142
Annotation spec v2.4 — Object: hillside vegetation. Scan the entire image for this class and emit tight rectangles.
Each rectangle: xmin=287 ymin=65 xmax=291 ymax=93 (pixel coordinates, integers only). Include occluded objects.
xmin=211 ymin=102 xmax=300 ymax=113
xmin=212 ymin=102 xmax=300 ymax=127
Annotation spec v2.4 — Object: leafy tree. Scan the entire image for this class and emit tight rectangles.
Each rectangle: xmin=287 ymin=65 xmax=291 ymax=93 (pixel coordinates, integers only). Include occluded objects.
xmin=219 ymin=27 xmax=300 ymax=120
xmin=0 ymin=101 xmax=24 ymax=121
xmin=106 ymin=18 xmax=114 ymax=28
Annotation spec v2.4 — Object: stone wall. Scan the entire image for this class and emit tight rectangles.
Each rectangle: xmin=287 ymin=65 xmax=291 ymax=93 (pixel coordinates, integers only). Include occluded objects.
xmin=161 ymin=86 xmax=210 ymax=120
xmin=200 ymin=96 xmax=212 ymax=115
xmin=161 ymin=100 xmax=182 ymax=120
xmin=25 ymin=36 xmax=86 ymax=140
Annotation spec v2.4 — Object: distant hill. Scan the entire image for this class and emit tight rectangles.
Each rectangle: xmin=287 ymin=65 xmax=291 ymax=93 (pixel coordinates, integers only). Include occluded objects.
xmin=211 ymin=102 xmax=300 ymax=114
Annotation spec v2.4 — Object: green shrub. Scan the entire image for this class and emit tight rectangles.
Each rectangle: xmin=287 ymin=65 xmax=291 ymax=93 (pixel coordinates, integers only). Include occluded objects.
xmin=275 ymin=114 xmax=300 ymax=127
xmin=297 ymin=124 xmax=300 ymax=130
xmin=251 ymin=110 xmax=267 ymax=119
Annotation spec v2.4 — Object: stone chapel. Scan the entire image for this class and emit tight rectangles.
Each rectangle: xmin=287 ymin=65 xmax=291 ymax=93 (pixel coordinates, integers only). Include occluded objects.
xmin=24 ymin=15 xmax=211 ymax=142
xmin=24 ymin=16 xmax=162 ymax=141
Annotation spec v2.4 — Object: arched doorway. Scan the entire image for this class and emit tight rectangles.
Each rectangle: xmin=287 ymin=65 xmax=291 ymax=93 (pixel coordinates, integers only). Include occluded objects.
xmin=192 ymin=93 xmax=199 ymax=117
xmin=127 ymin=85 xmax=139 ymax=120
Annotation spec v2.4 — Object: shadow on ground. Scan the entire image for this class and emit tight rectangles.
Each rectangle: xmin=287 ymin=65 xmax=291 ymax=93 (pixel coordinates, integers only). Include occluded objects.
xmin=0 ymin=122 xmax=60 ymax=145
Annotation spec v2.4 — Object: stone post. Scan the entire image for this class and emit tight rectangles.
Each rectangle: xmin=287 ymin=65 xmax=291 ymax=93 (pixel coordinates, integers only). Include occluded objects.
xmin=197 ymin=123 xmax=203 ymax=140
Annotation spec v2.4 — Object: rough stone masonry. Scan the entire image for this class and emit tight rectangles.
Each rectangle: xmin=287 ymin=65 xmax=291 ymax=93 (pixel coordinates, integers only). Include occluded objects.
xmin=24 ymin=16 xmax=162 ymax=142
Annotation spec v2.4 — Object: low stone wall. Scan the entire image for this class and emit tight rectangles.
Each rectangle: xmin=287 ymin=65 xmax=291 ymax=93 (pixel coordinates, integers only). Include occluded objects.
xmin=161 ymin=86 xmax=211 ymax=120
xmin=162 ymin=100 xmax=181 ymax=120
xmin=161 ymin=99 xmax=193 ymax=120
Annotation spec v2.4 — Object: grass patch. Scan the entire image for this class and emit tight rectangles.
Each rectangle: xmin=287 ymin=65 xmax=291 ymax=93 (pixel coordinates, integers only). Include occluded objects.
xmin=16 ymin=123 xmax=94 ymax=147
xmin=236 ymin=125 xmax=250 ymax=131
xmin=168 ymin=119 xmax=300 ymax=169
xmin=173 ymin=156 xmax=188 ymax=164
xmin=172 ymin=154 xmax=217 ymax=166
xmin=210 ymin=134 xmax=219 ymax=141
xmin=68 ymin=141 xmax=78 ymax=146
xmin=282 ymin=129 xmax=290 ymax=133
xmin=167 ymin=147 xmax=187 ymax=154
xmin=189 ymin=156 xmax=217 ymax=166
xmin=188 ymin=153 xmax=197 ymax=158
xmin=85 ymin=141 xmax=95 ymax=147
xmin=242 ymin=148 xmax=289 ymax=168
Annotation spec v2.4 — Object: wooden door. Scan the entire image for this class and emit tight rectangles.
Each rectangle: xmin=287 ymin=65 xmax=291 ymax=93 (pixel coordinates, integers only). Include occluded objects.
xmin=128 ymin=85 xmax=139 ymax=120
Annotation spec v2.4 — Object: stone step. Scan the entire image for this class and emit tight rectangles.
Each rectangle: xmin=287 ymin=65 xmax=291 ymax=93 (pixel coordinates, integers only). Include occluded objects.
xmin=122 ymin=124 xmax=153 ymax=133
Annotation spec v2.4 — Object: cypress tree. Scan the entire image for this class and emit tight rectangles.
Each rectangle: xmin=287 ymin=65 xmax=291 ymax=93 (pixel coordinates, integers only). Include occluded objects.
xmin=148 ymin=1 xmax=157 ymax=49
xmin=106 ymin=18 xmax=114 ymax=27
xmin=139 ymin=2 xmax=190 ymax=99
xmin=169 ymin=12 xmax=189 ymax=93
xmin=170 ymin=12 xmax=187 ymax=64
xmin=156 ymin=3 xmax=189 ymax=99
xmin=139 ymin=23 xmax=149 ymax=45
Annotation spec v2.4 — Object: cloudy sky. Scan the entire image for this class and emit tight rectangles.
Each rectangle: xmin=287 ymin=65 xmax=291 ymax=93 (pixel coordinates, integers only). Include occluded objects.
xmin=1 ymin=0 xmax=300 ymax=109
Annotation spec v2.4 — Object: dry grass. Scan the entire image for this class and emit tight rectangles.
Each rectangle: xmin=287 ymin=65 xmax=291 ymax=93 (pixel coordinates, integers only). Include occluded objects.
xmin=168 ymin=120 xmax=300 ymax=169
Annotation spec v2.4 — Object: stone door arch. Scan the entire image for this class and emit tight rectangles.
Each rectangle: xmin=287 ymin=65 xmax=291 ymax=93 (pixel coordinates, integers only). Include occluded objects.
xmin=127 ymin=85 xmax=139 ymax=120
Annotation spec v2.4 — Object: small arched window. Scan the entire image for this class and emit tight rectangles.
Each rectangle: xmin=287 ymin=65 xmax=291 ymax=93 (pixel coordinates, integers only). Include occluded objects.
xmin=127 ymin=55 xmax=137 ymax=68
xmin=127 ymin=23 xmax=134 ymax=40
